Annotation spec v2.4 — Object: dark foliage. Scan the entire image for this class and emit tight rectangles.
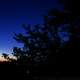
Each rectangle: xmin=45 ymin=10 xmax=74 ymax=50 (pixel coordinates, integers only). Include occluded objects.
xmin=58 ymin=0 xmax=80 ymax=73
xmin=11 ymin=8 xmax=66 ymax=79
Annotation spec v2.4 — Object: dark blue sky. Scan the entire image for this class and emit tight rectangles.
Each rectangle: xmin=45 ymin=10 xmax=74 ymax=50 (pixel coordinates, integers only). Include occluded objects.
xmin=0 ymin=0 xmax=63 ymax=54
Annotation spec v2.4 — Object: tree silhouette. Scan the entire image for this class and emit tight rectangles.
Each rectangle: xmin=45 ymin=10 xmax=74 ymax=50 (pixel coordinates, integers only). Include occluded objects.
xmin=13 ymin=10 xmax=64 ymax=63
xmin=0 ymin=5 xmax=73 ymax=80
xmin=11 ymin=8 xmax=71 ymax=78
xmin=2 ymin=0 xmax=80 ymax=79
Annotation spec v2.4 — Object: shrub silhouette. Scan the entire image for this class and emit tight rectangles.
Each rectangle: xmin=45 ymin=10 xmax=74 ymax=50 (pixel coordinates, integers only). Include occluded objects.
xmin=2 ymin=53 xmax=9 ymax=59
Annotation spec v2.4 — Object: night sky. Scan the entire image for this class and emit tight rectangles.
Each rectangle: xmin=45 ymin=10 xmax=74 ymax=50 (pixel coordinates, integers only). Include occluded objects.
xmin=0 ymin=0 xmax=63 ymax=54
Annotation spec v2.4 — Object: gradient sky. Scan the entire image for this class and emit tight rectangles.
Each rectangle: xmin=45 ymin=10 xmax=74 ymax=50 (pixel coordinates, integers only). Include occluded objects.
xmin=0 ymin=0 xmax=63 ymax=54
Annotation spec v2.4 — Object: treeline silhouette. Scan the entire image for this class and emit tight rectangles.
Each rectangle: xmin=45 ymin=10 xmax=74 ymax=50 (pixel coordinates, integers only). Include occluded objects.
xmin=1 ymin=0 xmax=80 ymax=79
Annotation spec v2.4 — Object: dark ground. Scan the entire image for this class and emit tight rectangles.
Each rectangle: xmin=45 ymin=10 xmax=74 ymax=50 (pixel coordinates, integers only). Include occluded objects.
xmin=0 ymin=61 xmax=80 ymax=80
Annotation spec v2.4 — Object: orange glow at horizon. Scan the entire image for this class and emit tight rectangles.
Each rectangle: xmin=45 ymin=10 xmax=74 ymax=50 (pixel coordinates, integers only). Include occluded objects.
xmin=0 ymin=56 xmax=8 ymax=61
xmin=0 ymin=55 xmax=17 ymax=61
